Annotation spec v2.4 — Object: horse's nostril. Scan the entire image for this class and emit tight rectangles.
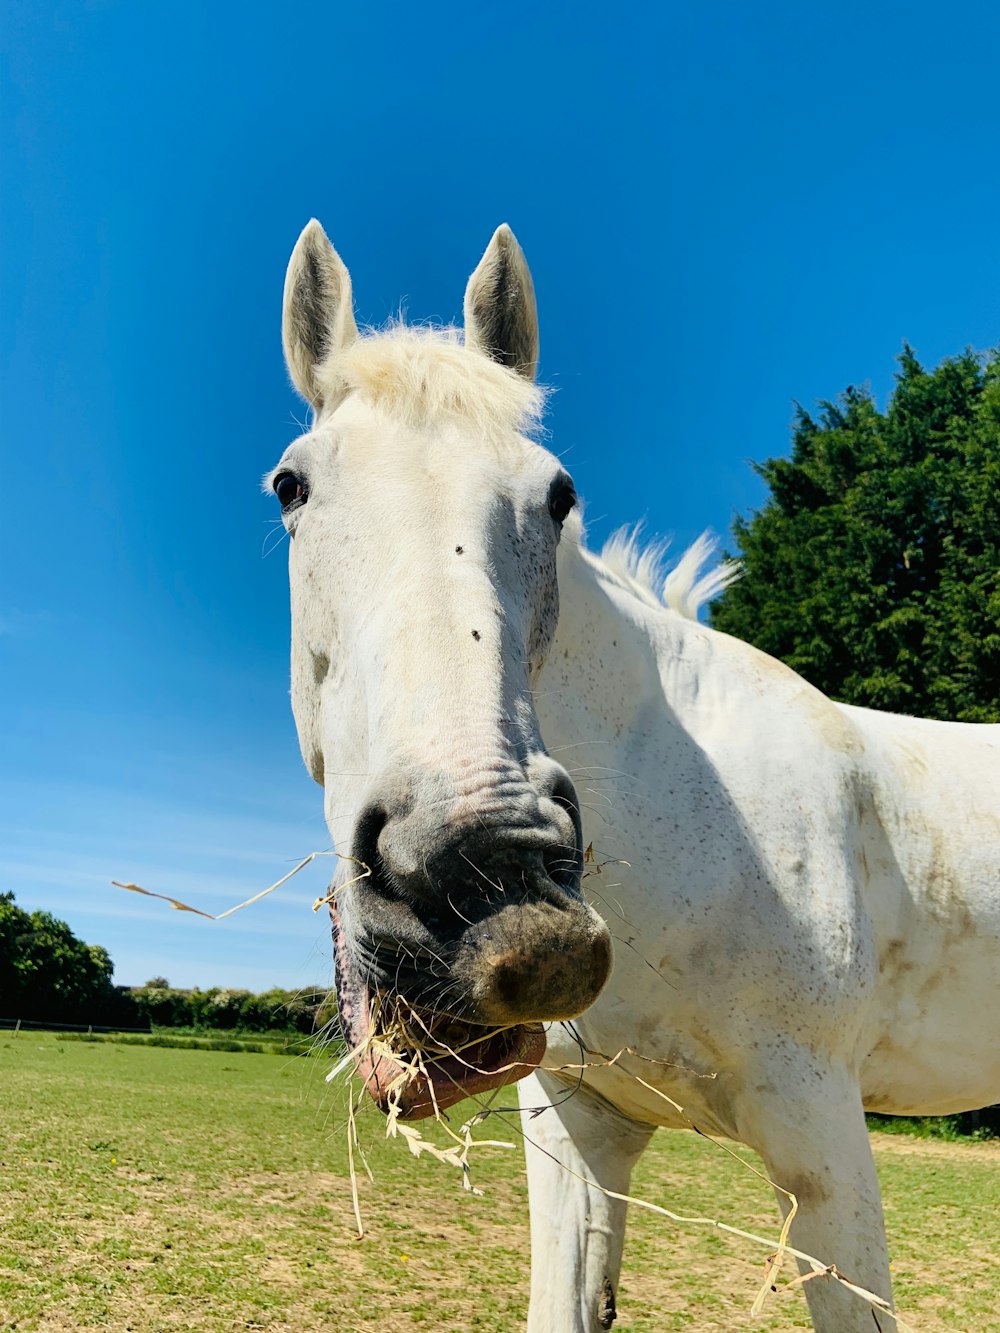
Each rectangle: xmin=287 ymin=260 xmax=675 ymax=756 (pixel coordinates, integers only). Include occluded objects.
xmin=549 ymin=768 xmax=581 ymax=822
xmin=543 ymin=769 xmax=583 ymax=889
xmin=353 ymin=803 xmax=390 ymax=878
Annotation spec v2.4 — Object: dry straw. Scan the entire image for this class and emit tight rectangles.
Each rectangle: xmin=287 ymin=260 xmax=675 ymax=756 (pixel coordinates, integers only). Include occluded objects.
xmin=113 ymin=850 xmax=370 ymax=918
xmin=327 ymin=992 xmax=521 ymax=1235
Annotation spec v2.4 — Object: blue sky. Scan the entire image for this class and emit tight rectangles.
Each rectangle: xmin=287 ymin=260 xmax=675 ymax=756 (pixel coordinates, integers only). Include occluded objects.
xmin=2 ymin=1 xmax=998 ymax=991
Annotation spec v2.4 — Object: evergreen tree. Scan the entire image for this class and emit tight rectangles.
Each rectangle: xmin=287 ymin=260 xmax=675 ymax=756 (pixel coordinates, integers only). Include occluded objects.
xmin=711 ymin=348 xmax=1000 ymax=722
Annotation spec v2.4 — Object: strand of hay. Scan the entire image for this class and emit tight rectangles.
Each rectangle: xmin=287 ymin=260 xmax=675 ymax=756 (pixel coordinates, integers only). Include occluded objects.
xmin=345 ymin=1087 xmax=369 ymax=1237
xmin=544 ymin=1046 xmax=718 ymax=1081
xmin=111 ymin=853 xmax=370 ymax=919
xmin=330 ymin=993 xmax=520 ymax=1234
xmin=535 ymin=1045 xmax=912 ymax=1325
xmin=593 ymin=1060 xmax=801 ymax=1306
xmin=330 ymin=1002 xmax=520 ymax=1237
xmin=529 ymin=1046 xmax=799 ymax=1307
xmin=478 ymin=1099 xmax=913 ymax=1333
xmin=310 ymin=858 xmax=372 ymax=912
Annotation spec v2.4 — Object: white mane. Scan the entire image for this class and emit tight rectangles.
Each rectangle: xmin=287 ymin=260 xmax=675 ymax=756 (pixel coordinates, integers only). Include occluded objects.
xmin=322 ymin=324 xmax=547 ymax=439
xmin=598 ymin=525 xmax=741 ymax=621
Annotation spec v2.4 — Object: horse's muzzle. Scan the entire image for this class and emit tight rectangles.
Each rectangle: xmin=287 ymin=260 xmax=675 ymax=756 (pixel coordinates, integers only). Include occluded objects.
xmin=343 ymin=759 xmax=612 ymax=1026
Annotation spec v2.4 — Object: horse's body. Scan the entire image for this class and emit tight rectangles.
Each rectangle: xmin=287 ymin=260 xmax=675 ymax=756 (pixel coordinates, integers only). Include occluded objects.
xmin=525 ymin=540 xmax=1000 ymax=1330
xmin=271 ymin=219 xmax=1000 ymax=1332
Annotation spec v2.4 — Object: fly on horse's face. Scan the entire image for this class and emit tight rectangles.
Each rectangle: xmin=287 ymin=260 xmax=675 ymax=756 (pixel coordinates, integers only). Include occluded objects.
xmin=269 ymin=221 xmax=611 ymax=1116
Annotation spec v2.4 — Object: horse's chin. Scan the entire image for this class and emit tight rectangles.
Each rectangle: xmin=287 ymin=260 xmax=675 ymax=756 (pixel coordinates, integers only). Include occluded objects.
xmin=330 ymin=903 xmax=545 ymax=1120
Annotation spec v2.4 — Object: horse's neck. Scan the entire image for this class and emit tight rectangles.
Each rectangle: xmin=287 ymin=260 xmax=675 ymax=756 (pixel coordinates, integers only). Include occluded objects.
xmin=537 ymin=539 xmax=732 ymax=757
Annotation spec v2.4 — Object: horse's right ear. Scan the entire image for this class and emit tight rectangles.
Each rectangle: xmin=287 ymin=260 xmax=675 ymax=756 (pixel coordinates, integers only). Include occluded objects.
xmin=464 ymin=224 xmax=539 ymax=380
xmin=282 ymin=219 xmax=358 ymax=410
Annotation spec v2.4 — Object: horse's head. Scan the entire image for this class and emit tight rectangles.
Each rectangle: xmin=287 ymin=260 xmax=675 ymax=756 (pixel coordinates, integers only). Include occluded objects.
xmin=270 ymin=221 xmax=611 ymax=1116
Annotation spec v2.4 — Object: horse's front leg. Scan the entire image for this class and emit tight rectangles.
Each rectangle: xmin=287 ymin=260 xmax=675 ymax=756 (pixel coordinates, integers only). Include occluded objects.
xmin=518 ymin=1068 xmax=654 ymax=1333
xmin=741 ymin=1059 xmax=897 ymax=1333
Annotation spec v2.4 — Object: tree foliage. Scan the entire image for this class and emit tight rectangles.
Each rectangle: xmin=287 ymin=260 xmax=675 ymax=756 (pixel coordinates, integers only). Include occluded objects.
xmin=711 ymin=347 xmax=1000 ymax=721
xmin=0 ymin=891 xmax=124 ymax=1022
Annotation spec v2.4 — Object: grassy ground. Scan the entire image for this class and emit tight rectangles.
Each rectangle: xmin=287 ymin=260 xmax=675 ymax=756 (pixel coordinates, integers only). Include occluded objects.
xmin=1 ymin=1035 xmax=997 ymax=1332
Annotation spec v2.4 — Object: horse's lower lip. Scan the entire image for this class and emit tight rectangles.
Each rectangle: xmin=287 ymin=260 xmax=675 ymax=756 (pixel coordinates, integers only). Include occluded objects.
xmin=352 ymin=1021 xmax=546 ymax=1119
xmin=329 ymin=902 xmax=546 ymax=1120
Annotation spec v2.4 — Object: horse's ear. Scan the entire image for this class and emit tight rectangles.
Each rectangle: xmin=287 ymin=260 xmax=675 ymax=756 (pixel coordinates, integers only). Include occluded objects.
xmin=282 ymin=219 xmax=358 ymax=409
xmin=464 ymin=224 xmax=539 ymax=380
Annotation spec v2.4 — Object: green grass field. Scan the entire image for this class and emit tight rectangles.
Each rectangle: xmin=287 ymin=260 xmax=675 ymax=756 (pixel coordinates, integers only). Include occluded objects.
xmin=1 ymin=1035 xmax=997 ymax=1332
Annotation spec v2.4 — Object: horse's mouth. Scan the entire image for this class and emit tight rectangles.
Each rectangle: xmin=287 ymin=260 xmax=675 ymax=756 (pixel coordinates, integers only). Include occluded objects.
xmin=330 ymin=903 xmax=545 ymax=1120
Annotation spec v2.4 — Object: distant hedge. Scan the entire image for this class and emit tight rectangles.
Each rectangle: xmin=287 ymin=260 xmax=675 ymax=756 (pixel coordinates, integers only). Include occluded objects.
xmin=129 ymin=983 xmax=332 ymax=1035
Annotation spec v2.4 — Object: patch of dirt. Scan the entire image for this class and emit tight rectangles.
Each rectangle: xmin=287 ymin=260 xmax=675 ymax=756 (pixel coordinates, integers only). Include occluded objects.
xmin=870 ymin=1132 xmax=1000 ymax=1161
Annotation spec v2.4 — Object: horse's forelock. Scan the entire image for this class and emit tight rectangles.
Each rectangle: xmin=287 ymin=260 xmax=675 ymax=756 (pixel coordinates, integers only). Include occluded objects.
xmin=316 ymin=323 xmax=548 ymax=439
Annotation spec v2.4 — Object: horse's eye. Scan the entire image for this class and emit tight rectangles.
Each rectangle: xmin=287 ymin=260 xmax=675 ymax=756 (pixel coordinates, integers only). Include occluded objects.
xmin=274 ymin=471 xmax=307 ymax=511
xmin=549 ymin=480 xmax=577 ymax=526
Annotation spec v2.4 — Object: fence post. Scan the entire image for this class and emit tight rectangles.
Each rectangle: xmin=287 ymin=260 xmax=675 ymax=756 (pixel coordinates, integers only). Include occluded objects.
xmin=14 ymin=1018 xmax=21 ymax=1038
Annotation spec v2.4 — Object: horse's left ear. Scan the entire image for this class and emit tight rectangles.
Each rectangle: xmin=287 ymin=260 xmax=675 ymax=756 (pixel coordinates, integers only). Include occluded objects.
xmin=464 ymin=224 xmax=539 ymax=380
xmin=282 ymin=219 xmax=359 ymax=410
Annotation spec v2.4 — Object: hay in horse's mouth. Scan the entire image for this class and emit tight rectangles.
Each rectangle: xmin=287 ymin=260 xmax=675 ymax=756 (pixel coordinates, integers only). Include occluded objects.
xmin=330 ymin=903 xmax=545 ymax=1119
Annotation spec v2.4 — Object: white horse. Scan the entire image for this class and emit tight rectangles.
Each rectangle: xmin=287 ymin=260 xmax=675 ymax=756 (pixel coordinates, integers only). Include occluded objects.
xmin=269 ymin=219 xmax=1000 ymax=1332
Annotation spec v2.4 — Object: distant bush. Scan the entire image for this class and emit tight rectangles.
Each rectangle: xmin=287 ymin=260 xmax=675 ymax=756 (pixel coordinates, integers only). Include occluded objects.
xmin=128 ymin=984 xmax=332 ymax=1035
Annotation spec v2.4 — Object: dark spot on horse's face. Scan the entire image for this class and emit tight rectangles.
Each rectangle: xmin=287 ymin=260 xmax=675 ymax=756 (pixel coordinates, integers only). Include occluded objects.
xmin=472 ymin=629 xmax=481 ymax=641
xmin=455 ymin=545 xmax=464 ymax=554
